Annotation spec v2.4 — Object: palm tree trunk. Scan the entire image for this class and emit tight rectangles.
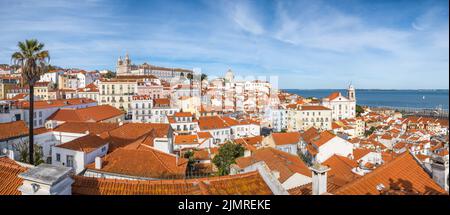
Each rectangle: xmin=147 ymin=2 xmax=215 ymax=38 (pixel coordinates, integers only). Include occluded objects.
xmin=28 ymin=84 xmax=34 ymax=165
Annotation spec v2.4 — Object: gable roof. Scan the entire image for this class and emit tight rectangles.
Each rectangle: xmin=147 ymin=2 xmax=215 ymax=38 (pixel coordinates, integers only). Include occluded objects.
xmin=335 ymin=153 xmax=446 ymax=195
xmin=301 ymin=105 xmax=331 ymax=111
xmin=0 ymin=121 xmax=28 ymax=141
xmin=0 ymin=157 xmax=28 ymax=195
xmin=48 ymin=105 xmax=123 ymax=122
xmin=101 ymin=123 xmax=170 ymax=152
xmin=323 ymin=155 xmax=360 ymax=185
xmin=17 ymin=98 xmax=96 ymax=109
xmin=53 ymin=122 xmax=120 ymax=134
xmin=56 ymin=135 xmax=108 ymax=153
xmin=235 ymin=148 xmax=311 ymax=183
xmin=198 ymin=116 xmax=228 ymax=130
xmin=72 ymin=170 xmax=273 ymax=195
xmin=327 ymin=92 xmax=341 ymax=100
xmin=86 ymin=147 xmax=187 ymax=179
xmin=174 ymin=135 xmax=199 ymax=145
xmin=272 ymin=132 xmax=300 ymax=145
xmin=311 ymin=131 xmax=337 ymax=147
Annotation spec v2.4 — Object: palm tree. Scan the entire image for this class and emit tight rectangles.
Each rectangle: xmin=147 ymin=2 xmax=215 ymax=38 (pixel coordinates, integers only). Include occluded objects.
xmin=11 ymin=39 xmax=50 ymax=165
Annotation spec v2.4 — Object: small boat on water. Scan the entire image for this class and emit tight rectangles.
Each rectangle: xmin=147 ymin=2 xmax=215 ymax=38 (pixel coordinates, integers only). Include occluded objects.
xmin=422 ymin=96 xmax=426 ymax=100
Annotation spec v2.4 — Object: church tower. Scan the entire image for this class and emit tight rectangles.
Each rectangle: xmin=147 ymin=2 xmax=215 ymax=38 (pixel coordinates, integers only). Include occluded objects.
xmin=347 ymin=84 xmax=356 ymax=101
xmin=224 ymin=68 xmax=234 ymax=83
xmin=116 ymin=53 xmax=131 ymax=75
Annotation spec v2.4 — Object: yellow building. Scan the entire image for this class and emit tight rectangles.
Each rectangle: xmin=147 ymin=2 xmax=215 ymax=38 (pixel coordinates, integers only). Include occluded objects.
xmin=98 ymin=79 xmax=137 ymax=114
xmin=0 ymin=77 xmax=19 ymax=100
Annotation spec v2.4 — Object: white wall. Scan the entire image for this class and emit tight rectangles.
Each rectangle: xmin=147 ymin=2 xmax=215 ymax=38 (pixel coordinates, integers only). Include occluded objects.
xmin=316 ymin=136 xmax=353 ymax=163
xmin=282 ymin=173 xmax=312 ymax=190
xmin=275 ymin=144 xmax=298 ymax=155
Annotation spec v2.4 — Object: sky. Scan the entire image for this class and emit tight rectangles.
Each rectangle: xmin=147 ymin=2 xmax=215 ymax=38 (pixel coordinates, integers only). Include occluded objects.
xmin=0 ymin=0 xmax=448 ymax=89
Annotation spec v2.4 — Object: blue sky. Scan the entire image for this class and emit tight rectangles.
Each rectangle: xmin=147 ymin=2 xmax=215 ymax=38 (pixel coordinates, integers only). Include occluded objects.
xmin=0 ymin=0 xmax=448 ymax=89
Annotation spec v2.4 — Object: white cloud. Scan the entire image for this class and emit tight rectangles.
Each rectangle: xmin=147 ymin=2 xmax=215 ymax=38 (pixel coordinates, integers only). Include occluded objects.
xmin=229 ymin=1 xmax=265 ymax=35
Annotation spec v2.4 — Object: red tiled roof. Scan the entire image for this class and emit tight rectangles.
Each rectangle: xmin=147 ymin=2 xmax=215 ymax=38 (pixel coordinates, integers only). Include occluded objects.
xmin=0 ymin=157 xmax=28 ymax=195
xmin=174 ymin=112 xmax=193 ymax=117
xmin=272 ymin=132 xmax=300 ymax=145
xmin=17 ymin=98 xmax=96 ymax=109
xmin=327 ymin=92 xmax=341 ymax=100
xmin=48 ymin=105 xmax=123 ymax=122
xmin=323 ymin=155 xmax=360 ymax=184
xmin=301 ymin=105 xmax=331 ymax=111
xmin=56 ymin=135 xmax=108 ymax=153
xmin=72 ymin=170 xmax=273 ymax=195
xmin=54 ymin=122 xmax=120 ymax=134
xmin=86 ymin=147 xmax=187 ymax=179
xmin=0 ymin=121 xmax=28 ymax=140
xmin=335 ymin=153 xmax=446 ymax=195
xmin=102 ymin=123 xmax=170 ymax=152
xmin=353 ymin=148 xmax=372 ymax=161
xmin=198 ymin=116 xmax=228 ymax=130
xmin=235 ymin=148 xmax=311 ymax=183
xmin=311 ymin=131 xmax=336 ymax=147
xmin=197 ymin=131 xmax=213 ymax=139
xmin=174 ymin=135 xmax=199 ymax=145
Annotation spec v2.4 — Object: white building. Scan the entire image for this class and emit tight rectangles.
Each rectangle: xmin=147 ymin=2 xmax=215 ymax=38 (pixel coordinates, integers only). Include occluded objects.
xmin=321 ymin=85 xmax=356 ymax=120
xmin=131 ymin=95 xmax=153 ymax=122
xmin=52 ymin=135 xmax=109 ymax=174
xmin=19 ymin=98 xmax=98 ymax=128
xmin=302 ymin=129 xmax=354 ymax=163
xmin=198 ymin=116 xmax=232 ymax=144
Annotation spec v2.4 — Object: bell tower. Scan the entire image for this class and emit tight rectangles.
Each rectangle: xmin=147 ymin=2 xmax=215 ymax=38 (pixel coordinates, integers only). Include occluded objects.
xmin=347 ymin=83 xmax=355 ymax=101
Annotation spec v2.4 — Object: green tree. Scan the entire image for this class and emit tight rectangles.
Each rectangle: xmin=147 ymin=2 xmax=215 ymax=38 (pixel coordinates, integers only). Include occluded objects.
xmin=183 ymin=150 xmax=196 ymax=169
xmin=11 ymin=39 xmax=50 ymax=165
xmin=14 ymin=140 xmax=45 ymax=165
xmin=212 ymin=142 xmax=244 ymax=175
xmin=186 ymin=73 xmax=194 ymax=80
xmin=103 ymin=70 xmax=116 ymax=79
xmin=365 ymin=126 xmax=376 ymax=137
xmin=201 ymin=73 xmax=207 ymax=81
xmin=356 ymin=105 xmax=364 ymax=117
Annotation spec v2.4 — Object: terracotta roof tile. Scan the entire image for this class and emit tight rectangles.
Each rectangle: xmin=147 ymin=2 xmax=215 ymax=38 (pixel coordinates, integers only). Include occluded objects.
xmin=174 ymin=135 xmax=199 ymax=145
xmin=56 ymin=135 xmax=108 ymax=153
xmin=272 ymin=132 xmax=300 ymax=145
xmin=54 ymin=122 xmax=120 ymax=134
xmin=311 ymin=131 xmax=336 ymax=147
xmin=235 ymin=148 xmax=311 ymax=183
xmin=335 ymin=153 xmax=446 ymax=195
xmin=17 ymin=98 xmax=96 ymax=109
xmin=301 ymin=105 xmax=331 ymax=111
xmin=48 ymin=105 xmax=123 ymax=122
xmin=198 ymin=116 xmax=228 ymax=130
xmin=86 ymin=147 xmax=187 ymax=179
xmin=72 ymin=171 xmax=273 ymax=195
xmin=0 ymin=157 xmax=28 ymax=195
xmin=0 ymin=121 xmax=28 ymax=140
xmin=323 ymin=155 xmax=360 ymax=185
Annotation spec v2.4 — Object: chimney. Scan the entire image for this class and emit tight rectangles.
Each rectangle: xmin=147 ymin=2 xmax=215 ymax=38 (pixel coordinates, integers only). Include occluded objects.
xmin=272 ymin=170 xmax=280 ymax=180
xmin=310 ymin=163 xmax=330 ymax=195
xmin=18 ymin=164 xmax=74 ymax=195
xmin=431 ymin=156 xmax=449 ymax=192
xmin=95 ymin=156 xmax=102 ymax=169
xmin=2 ymin=149 xmax=14 ymax=160
xmin=7 ymin=149 xmax=14 ymax=160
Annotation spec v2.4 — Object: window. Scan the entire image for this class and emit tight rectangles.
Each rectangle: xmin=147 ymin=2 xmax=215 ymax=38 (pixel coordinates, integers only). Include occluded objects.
xmin=66 ymin=155 xmax=74 ymax=167
xmin=101 ymin=146 xmax=106 ymax=152
xmin=56 ymin=153 xmax=61 ymax=162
